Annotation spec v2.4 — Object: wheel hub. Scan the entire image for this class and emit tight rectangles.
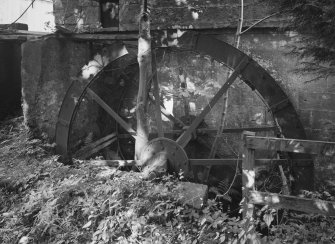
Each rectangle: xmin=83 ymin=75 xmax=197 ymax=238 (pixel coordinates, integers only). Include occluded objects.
xmin=140 ymin=137 xmax=192 ymax=177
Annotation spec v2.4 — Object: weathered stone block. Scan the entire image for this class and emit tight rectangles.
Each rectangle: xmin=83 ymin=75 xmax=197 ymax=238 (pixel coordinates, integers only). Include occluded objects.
xmin=310 ymin=110 xmax=335 ymax=130
xmin=21 ymin=38 xmax=90 ymax=140
xmin=320 ymin=93 xmax=335 ymax=112
xmin=298 ymin=109 xmax=312 ymax=129
xmin=119 ymin=0 xmax=285 ymax=31
xmin=298 ymin=92 xmax=322 ymax=110
xmin=173 ymin=182 xmax=208 ymax=209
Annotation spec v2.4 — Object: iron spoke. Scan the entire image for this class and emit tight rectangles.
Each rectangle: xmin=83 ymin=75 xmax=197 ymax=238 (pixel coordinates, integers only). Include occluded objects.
xmin=176 ymin=56 xmax=250 ymax=148
xmin=86 ymin=88 xmax=137 ymax=139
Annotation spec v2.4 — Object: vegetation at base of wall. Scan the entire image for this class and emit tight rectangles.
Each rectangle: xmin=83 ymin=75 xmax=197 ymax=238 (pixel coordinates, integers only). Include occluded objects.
xmin=1 ymin=117 xmax=335 ymax=244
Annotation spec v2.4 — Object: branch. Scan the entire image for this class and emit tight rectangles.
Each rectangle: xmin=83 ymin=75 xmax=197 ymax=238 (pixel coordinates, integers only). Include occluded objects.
xmin=240 ymin=11 xmax=285 ymax=35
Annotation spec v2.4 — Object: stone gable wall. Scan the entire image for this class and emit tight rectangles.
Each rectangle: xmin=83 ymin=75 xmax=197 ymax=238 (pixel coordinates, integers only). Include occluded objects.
xmin=53 ymin=0 xmax=285 ymax=31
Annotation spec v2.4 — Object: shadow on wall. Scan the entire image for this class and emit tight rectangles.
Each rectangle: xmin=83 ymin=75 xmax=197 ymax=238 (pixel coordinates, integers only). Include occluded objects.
xmin=0 ymin=41 xmax=22 ymax=120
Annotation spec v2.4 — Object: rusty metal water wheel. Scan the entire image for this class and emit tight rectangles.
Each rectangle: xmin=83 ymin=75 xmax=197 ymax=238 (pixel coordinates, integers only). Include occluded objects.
xmin=56 ymin=32 xmax=306 ymax=186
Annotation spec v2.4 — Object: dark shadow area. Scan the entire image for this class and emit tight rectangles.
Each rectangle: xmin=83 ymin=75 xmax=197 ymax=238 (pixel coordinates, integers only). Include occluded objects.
xmin=0 ymin=40 xmax=23 ymax=121
xmin=100 ymin=0 xmax=119 ymax=28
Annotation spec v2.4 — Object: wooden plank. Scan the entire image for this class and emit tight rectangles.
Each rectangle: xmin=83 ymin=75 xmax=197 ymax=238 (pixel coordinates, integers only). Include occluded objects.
xmin=60 ymin=33 xmax=138 ymax=41
xmin=189 ymin=158 xmax=290 ymax=167
xmin=201 ymin=126 xmax=277 ymax=134
xmin=0 ymin=35 xmax=28 ymax=40
xmin=75 ymin=138 xmax=117 ymax=159
xmin=249 ymin=191 xmax=335 ymax=216
xmin=86 ymin=88 xmax=137 ymax=138
xmin=246 ymin=136 xmax=335 ymax=156
xmin=4 ymin=30 xmax=50 ymax=35
xmin=279 ymin=165 xmax=290 ymax=195
xmin=176 ymin=56 xmax=250 ymax=148
xmin=73 ymin=133 xmax=117 ymax=159
xmin=119 ymin=126 xmax=276 ymax=138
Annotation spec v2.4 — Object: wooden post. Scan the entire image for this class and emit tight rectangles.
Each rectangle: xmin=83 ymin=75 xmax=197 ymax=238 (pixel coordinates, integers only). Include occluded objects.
xmin=135 ymin=0 xmax=151 ymax=160
xmin=241 ymin=131 xmax=256 ymax=228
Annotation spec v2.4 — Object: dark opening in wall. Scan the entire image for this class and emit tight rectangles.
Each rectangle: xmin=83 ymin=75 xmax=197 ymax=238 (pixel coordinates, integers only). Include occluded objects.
xmin=100 ymin=0 xmax=119 ymax=28
xmin=0 ymin=40 xmax=23 ymax=120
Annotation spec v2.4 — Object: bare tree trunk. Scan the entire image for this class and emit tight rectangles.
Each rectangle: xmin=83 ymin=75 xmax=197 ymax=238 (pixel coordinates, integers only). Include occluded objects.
xmin=209 ymin=0 xmax=244 ymax=159
xmin=135 ymin=0 xmax=151 ymax=160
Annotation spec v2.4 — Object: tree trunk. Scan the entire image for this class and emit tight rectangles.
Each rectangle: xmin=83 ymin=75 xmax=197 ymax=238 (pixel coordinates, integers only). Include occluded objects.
xmin=135 ymin=0 xmax=151 ymax=160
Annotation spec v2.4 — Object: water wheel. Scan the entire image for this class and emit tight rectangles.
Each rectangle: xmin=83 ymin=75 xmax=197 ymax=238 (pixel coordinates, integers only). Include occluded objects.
xmin=55 ymin=32 xmax=308 ymax=190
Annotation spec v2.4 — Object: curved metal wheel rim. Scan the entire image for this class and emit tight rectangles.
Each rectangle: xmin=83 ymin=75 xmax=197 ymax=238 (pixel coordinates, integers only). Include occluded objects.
xmin=55 ymin=53 xmax=137 ymax=158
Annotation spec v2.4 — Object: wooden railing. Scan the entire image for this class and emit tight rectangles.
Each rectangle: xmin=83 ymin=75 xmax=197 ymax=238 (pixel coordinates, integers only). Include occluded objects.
xmin=242 ymin=131 xmax=335 ymax=220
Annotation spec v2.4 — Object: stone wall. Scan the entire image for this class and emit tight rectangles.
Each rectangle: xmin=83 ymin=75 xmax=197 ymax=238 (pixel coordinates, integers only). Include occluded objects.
xmin=21 ymin=38 xmax=91 ymax=140
xmin=53 ymin=0 xmax=285 ymax=31
xmin=54 ymin=0 xmax=100 ymax=31
xmin=119 ymin=0 xmax=285 ymax=31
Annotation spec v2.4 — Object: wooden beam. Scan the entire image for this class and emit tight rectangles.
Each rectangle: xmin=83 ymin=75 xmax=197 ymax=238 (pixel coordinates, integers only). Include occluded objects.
xmin=85 ymin=158 xmax=309 ymax=169
xmin=249 ymin=191 xmax=335 ymax=216
xmin=242 ymin=131 xmax=256 ymax=222
xmin=189 ymin=158 xmax=291 ymax=167
xmin=73 ymin=133 xmax=117 ymax=159
xmin=190 ymin=158 xmax=241 ymax=166
xmin=60 ymin=33 xmax=138 ymax=41
xmin=86 ymin=88 xmax=137 ymax=138
xmin=4 ymin=30 xmax=50 ymax=35
xmin=201 ymin=126 xmax=277 ymax=134
xmin=176 ymin=56 xmax=250 ymax=148
xmin=118 ymin=126 xmax=277 ymax=139
xmin=246 ymin=136 xmax=335 ymax=156
xmin=0 ymin=35 xmax=28 ymax=40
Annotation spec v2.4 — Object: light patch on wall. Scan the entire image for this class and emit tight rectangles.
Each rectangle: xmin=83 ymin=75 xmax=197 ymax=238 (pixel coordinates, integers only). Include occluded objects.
xmin=253 ymin=112 xmax=264 ymax=125
xmin=322 ymin=94 xmax=330 ymax=100
xmin=81 ymin=45 xmax=128 ymax=80
xmin=253 ymin=38 xmax=259 ymax=43
xmin=191 ymin=11 xmax=199 ymax=20
xmin=278 ymin=40 xmax=288 ymax=47
xmin=162 ymin=97 xmax=174 ymax=121
xmin=74 ymin=8 xmax=85 ymax=32
xmin=186 ymin=77 xmax=195 ymax=91
xmin=175 ymin=0 xmax=188 ymax=6
xmin=81 ymin=54 xmax=109 ymax=80
xmin=189 ymin=102 xmax=196 ymax=113
xmin=47 ymin=92 xmax=57 ymax=106
xmin=271 ymin=41 xmax=279 ymax=49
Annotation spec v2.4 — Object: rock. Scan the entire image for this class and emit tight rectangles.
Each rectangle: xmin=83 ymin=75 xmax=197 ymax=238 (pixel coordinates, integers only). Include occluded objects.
xmin=173 ymin=182 xmax=208 ymax=209
xmin=95 ymin=168 xmax=118 ymax=181
xmin=18 ymin=236 xmax=29 ymax=244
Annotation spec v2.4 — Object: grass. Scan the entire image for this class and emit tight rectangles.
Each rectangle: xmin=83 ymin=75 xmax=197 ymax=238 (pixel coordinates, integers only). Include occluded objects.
xmin=1 ymin=117 xmax=335 ymax=244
